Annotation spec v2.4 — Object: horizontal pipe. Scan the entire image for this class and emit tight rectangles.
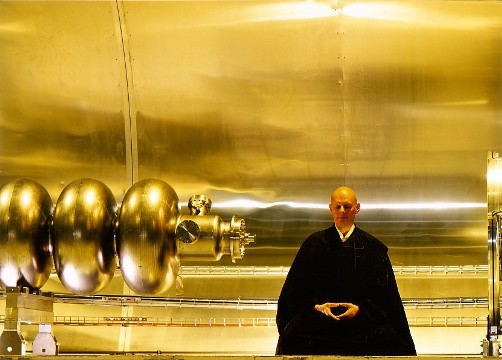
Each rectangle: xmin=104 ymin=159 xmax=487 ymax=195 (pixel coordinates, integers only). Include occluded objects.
xmin=0 ymin=315 xmax=487 ymax=328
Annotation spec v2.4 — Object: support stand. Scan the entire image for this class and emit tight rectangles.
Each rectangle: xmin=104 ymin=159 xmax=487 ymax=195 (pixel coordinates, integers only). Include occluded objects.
xmin=0 ymin=287 xmax=58 ymax=355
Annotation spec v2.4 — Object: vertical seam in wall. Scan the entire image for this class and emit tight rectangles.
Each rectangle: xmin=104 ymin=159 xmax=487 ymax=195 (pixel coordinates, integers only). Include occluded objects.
xmin=334 ymin=0 xmax=348 ymax=184
xmin=112 ymin=0 xmax=138 ymax=188
xmin=111 ymin=0 xmax=136 ymax=352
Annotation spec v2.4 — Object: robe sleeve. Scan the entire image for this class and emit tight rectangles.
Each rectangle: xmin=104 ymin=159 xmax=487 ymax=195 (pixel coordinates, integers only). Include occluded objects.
xmin=276 ymin=235 xmax=320 ymax=334
xmin=359 ymin=248 xmax=417 ymax=355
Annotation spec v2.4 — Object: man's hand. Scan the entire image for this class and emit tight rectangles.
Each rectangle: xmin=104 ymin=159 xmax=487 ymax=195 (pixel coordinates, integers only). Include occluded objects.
xmin=314 ymin=302 xmax=360 ymax=320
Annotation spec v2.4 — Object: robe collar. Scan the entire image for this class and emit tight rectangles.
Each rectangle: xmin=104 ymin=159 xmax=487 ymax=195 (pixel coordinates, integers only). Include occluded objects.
xmin=335 ymin=224 xmax=355 ymax=242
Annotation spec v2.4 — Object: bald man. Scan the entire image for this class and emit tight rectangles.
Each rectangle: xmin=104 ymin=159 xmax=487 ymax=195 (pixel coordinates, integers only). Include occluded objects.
xmin=275 ymin=187 xmax=416 ymax=356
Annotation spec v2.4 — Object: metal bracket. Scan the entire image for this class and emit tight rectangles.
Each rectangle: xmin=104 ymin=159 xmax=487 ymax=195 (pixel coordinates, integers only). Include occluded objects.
xmin=0 ymin=287 xmax=57 ymax=355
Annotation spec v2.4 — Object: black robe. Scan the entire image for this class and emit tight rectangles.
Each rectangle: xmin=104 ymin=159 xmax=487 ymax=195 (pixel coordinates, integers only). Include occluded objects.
xmin=276 ymin=225 xmax=416 ymax=356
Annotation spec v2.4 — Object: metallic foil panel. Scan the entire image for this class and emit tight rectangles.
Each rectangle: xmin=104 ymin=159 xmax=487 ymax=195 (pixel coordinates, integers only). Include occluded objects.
xmin=0 ymin=0 xmax=501 ymax=355
xmin=0 ymin=0 xmax=131 ymax=200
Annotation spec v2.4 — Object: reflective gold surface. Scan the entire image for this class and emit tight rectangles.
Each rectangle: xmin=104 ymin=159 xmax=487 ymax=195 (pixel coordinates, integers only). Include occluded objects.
xmin=0 ymin=179 xmax=52 ymax=289
xmin=0 ymin=0 xmax=501 ymax=355
xmin=117 ymin=179 xmax=180 ymax=295
xmin=52 ymin=178 xmax=117 ymax=295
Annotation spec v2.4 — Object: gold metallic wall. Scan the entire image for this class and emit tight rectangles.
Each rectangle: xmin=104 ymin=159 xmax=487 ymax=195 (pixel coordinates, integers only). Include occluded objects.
xmin=1 ymin=0 xmax=502 ymax=355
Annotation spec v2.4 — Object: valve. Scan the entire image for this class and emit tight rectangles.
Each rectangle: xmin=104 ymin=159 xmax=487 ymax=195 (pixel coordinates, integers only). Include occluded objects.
xmin=176 ymin=195 xmax=255 ymax=262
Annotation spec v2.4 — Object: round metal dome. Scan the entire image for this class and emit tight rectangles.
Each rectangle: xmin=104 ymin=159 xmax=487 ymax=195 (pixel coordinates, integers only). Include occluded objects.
xmin=52 ymin=178 xmax=117 ymax=295
xmin=117 ymin=178 xmax=180 ymax=295
xmin=0 ymin=178 xmax=53 ymax=289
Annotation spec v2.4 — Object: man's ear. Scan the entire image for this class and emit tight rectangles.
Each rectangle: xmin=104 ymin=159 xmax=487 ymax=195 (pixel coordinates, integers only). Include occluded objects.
xmin=355 ymin=203 xmax=360 ymax=213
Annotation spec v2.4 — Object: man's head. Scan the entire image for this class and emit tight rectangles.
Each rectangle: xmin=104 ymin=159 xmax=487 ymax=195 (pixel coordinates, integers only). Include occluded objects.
xmin=329 ymin=186 xmax=360 ymax=233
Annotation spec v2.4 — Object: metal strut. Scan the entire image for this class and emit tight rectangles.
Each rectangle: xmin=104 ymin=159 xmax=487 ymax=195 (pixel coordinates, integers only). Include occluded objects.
xmin=484 ymin=211 xmax=501 ymax=356
xmin=484 ymin=151 xmax=502 ymax=356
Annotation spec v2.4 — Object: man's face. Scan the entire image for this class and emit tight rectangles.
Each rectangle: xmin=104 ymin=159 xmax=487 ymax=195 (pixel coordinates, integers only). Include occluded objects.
xmin=329 ymin=191 xmax=360 ymax=232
